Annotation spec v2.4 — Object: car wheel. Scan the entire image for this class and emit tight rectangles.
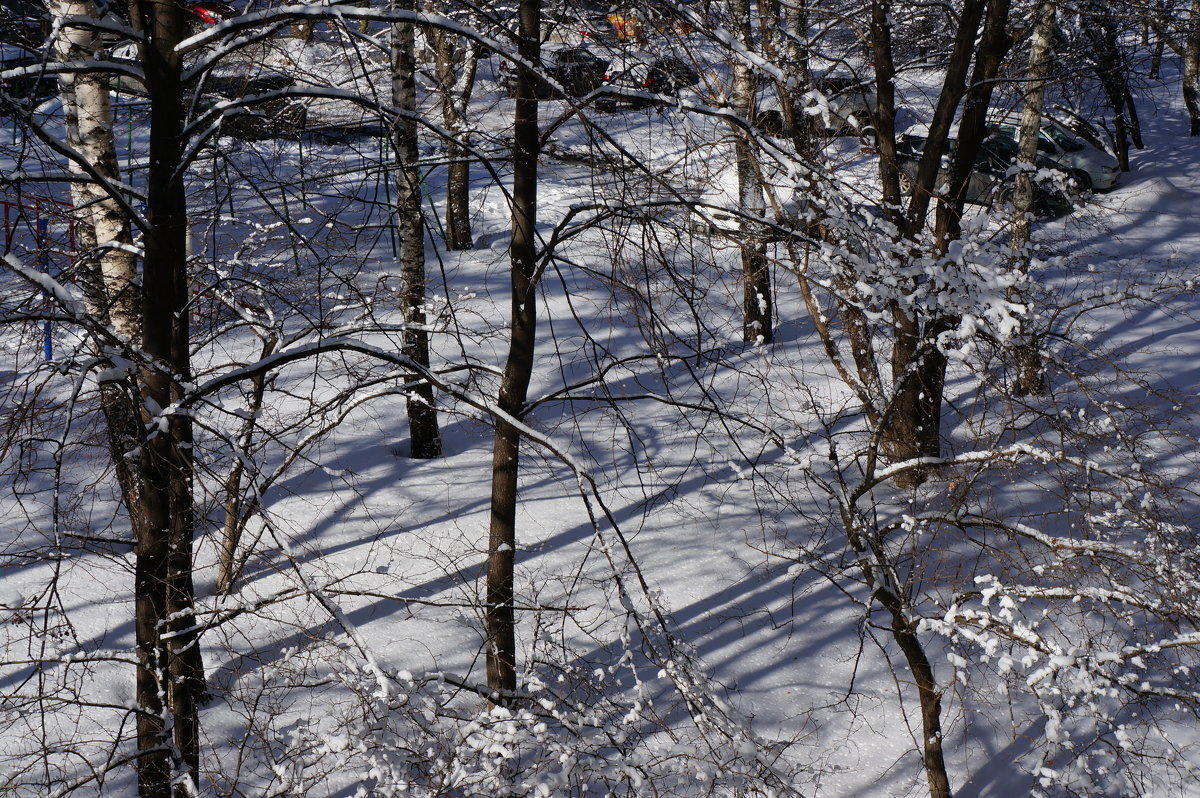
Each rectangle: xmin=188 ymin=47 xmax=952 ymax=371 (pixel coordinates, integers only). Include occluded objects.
xmin=1070 ymin=169 xmax=1092 ymax=193
xmin=897 ymin=171 xmax=913 ymax=197
xmin=994 ymin=185 xmax=1014 ymax=209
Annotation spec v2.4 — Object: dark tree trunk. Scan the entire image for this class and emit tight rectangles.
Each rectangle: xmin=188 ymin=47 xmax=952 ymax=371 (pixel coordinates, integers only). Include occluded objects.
xmin=445 ymin=139 xmax=473 ymax=250
xmin=877 ymin=0 xmax=987 ymax=472
xmin=901 ymin=0 xmax=987 ymax=236
xmin=129 ymin=0 xmax=204 ymax=791
xmin=871 ymin=0 xmax=902 ymax=221
xmin=899 ymin=0 xmax=1012 ymax=463
xmin=876 ymin=587 xmax=953 ymax=798
xmin=1184 ymin=2 xmax=1200 ymax=135
xmin=1125 ymin=89 xmax=1144 ymax=149
xmin=736 ymin=139 xmax=772 ymax=344
xmin=1085 ymin=6 xmax=1133 ymax=170
xmin=433 ymin=28 xmax=478 ymax=251
xmin=937 ymin=0 xmax=1012 ymax=242
xmin=486 ymin=0 xmax=540 ymax=703
xmin=393 ymin=0 xmax=442 ymax=459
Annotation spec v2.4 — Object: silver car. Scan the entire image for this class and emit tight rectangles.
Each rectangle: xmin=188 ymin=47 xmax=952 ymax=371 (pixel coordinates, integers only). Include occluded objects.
xmin=990 ymin=115 xmax=1119 ymax=191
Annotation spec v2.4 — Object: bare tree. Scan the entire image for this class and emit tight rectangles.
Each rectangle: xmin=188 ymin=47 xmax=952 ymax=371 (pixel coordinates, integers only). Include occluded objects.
xmin=393 ymin=0 xmax=443 ymax=459
xmin=728 ymin=0 xmax=772 ymax=344
xmin=1148 ymin=0 xmax=1200 ymax=134
xmin=429 ymin=5 xmax=481 ymax=250
xmin=1010 ymin=0 xmax=1057 ymax=396
xmin=486 ymin=0 xmax=541 ymax=701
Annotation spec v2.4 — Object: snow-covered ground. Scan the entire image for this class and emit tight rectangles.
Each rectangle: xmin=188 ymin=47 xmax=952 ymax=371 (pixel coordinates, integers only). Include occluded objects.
xmin=3 ymin=23 xmax=1200 ymax=798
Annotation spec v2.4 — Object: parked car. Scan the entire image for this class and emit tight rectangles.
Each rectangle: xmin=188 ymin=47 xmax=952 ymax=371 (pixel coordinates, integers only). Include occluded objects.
xmin=0 ymin=42 xmax=55 ymax=99
xmin=598 ymin=54 xmax=699 ymax=109
xmin=987 ymin=113 xmax=1119 ymax=191
xmin=809 ymin=74 xmax=873 ymax=133
xmin=499 ymin=44 xmax=610 ymax=99
xmin=755 ymin=73 xmax=875 ymax=137
xmin=895 ymin=132 xmax=1072 ymax=217
xmin=186 ymin=0 xmax=236 ymax=27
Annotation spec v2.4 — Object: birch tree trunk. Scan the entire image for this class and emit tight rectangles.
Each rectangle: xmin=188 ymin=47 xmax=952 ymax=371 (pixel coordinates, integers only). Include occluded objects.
xmin=1011 ymin=0 xmax=1056 ymax=396
xmin=393 ymin=0 xmax=443 ymax=458
xmin=729 ymin=0 xmax=771 ymax=344
xmin=51 ymin=0 xmax=145 ymax=524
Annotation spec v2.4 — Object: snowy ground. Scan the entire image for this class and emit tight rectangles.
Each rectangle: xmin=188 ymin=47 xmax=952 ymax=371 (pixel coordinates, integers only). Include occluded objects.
xmin=3 ymin=25 xmax=1200 ymax=798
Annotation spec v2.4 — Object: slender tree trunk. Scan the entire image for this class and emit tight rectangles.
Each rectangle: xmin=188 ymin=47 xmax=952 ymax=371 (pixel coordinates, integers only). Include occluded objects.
xmin=433 ymin=28 xmax=478 ymax=251
xmin=51 ymin=0 xmax=146 ymax=522
xmin=1086 ymin=7 xmax=1132 ymax=170
xmin=875 ymin=587 xmax=953 ymax=798
xmin=937 ymin=0 xmax=1012 ymax=242
xmin=871 ymin=0 xmax=902 ymax=220
xmin=729 ymin=0 xmax=771 ymax=344
xmin=445 ymin=139 xmax=473 ymax=249
xmin=393 ymin=0 xmax=442 ymax=458
xmin=486 ymin=0 xmax=540 ymax=703
xmin=1011 ymin=0 xmax=1056 ymax=396
xmin=901 ymin=0 xmax=986 ymax=235
xmin=130 ymin=0 xmax=203 ymax=790
xmin=1125 ymin=89 xmax=1144 ymax=149
xmin=217 ymin=336 xmax=276 ymax=594
xmin=1184 ymin=1 xmax=1200 ymax=136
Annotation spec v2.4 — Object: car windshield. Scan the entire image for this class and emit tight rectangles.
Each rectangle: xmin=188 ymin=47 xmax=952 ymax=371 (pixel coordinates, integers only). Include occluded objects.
xmin=983 ymin=134 xmax=1018 ymax=162
xmin=549 ymin=48 xmax=593 ymax=65
xmin=1042 ymin=122 xmax=1085 ymax=152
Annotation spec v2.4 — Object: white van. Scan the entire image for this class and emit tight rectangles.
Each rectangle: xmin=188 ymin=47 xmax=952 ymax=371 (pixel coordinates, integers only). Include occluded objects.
xmin=990 ymin=115 xmax=1119 ymax=191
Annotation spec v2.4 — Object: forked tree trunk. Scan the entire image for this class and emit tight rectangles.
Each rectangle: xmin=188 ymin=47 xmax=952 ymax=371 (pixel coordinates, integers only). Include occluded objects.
xmin=129 ymin=0 xmax=204 ymax=791
xmin=433 ymin=27 xmax=478 ymax=250
xmin=486 ymin=0 xmax=540 ymax=703
xmin=876 ymin=0 xmax=987 ymax=474
xmin=902 ymin=0 xmax=1011 ymax=464
xmin=393 ymin=0 xmax=442 ymax=459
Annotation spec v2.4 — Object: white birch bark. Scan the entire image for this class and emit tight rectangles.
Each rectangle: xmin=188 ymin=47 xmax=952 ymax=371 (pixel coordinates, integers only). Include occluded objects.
xmin=51 ymin=0 xmax=139 ymax=342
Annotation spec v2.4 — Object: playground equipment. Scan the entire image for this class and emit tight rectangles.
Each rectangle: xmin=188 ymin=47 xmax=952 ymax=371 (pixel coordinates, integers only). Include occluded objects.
xmin=2 ymin=192 xmax=76 ymax=361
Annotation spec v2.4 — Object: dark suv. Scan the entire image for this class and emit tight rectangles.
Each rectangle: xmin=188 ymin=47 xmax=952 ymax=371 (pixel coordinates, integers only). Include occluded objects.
xmin=599 ymin=55 xmax=700 ymax=109
xmin=895 ymin=132 xmax=1072 ymax=217
xmin=499 ymin=45 xmax=609 ymax=99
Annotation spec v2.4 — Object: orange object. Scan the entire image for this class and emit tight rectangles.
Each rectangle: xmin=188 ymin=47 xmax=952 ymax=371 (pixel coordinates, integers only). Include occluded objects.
xmin=607 ymin=13 xmax=641 ymax=41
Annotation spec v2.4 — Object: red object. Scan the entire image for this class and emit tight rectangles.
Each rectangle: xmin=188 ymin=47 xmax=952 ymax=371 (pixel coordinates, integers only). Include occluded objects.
xmin=189 ymin=1 xmax=236 ymax=25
